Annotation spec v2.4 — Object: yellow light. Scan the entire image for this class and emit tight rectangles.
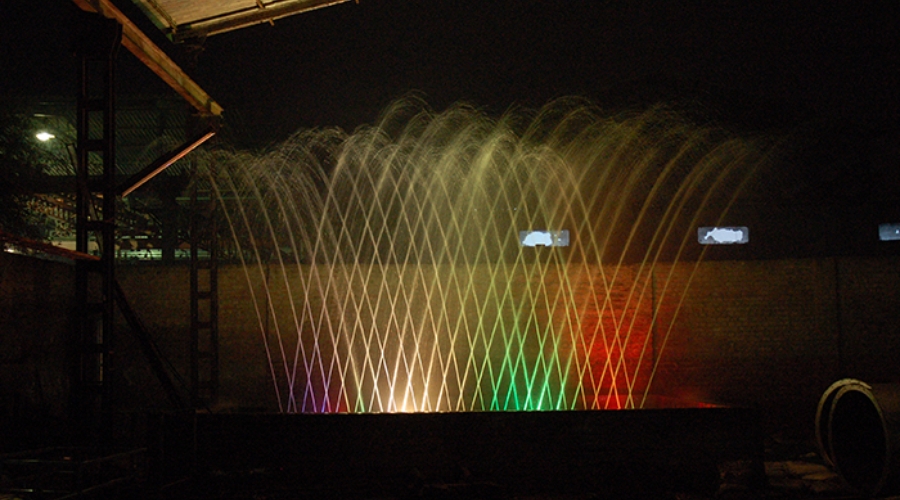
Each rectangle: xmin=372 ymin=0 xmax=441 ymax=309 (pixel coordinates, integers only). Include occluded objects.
xmin=35 ymin=131 xmax=55 ymax=142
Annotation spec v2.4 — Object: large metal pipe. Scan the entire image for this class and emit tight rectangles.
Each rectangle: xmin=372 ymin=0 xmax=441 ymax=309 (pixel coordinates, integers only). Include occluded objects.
xmin=815 ymin=378 xmax=869 ymax=466
xmin=823 ymin=381 xmax=900 ymax=496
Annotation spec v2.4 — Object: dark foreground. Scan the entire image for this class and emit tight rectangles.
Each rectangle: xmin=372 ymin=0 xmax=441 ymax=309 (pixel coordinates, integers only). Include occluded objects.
xmin=0 ymin=409 xmax=863 ymax=499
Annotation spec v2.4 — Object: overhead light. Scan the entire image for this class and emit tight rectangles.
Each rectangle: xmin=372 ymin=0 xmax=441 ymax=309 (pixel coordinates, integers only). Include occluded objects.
xmin=36 ymin=131 xmax=55 ymax=142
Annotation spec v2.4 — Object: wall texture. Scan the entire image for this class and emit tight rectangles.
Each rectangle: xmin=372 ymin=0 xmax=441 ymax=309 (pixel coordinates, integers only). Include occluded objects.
xmin=0 ymin=252 xmax=73 ymax=448
xmin=3 ymin=251 xmax=899 ymax=438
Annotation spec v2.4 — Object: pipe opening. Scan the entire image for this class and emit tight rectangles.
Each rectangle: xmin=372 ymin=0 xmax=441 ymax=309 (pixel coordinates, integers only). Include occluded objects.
xmin=814 ymin=379 xmax=866 ymax=466
xmin=830 ymin=388 xmax=888 ymax=494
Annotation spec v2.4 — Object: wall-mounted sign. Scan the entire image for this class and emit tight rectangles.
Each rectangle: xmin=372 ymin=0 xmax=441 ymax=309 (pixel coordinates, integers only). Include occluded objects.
xmin=519 ymin=230 xmax=570 ymax=247
xmin=879 ymin=223 xmax=900 ymax=241
xmin=698 ymin=226 xmax=749 ymax=245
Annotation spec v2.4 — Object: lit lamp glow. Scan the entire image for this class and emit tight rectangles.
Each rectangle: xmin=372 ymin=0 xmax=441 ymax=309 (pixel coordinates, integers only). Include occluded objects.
xmin=35 ymin=131 xmax=55 ymax=142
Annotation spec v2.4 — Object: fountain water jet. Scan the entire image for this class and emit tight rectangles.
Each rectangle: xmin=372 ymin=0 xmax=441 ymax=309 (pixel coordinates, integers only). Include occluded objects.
xmin=205 ymin=97 xmax=773 ymax=414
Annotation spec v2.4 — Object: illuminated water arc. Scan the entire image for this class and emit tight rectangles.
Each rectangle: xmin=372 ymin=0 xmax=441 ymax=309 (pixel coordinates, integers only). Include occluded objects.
xmin=638 ymin=145 xmax=771 ymax=407
xmin=205 ymin=99 xmax=772 ymax=413
xmin=209 ymin=166 xmax=283 ymax=411
xmin=602 ymin=143 xmax=714 ymax=408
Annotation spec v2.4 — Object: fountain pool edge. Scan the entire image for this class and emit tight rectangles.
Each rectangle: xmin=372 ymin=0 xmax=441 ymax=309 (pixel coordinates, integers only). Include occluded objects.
xmin=148 ymin=405 xmax=764 ymax=497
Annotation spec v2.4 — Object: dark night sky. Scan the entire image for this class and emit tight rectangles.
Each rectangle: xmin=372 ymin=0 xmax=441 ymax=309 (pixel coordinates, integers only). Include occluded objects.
xmin=2 ymin=0 xmax=898 ymax=147
xmin=195 ymin=0 xmax=899 ymax=145
xmin=1 ymin=0 xmax=899 ymax=258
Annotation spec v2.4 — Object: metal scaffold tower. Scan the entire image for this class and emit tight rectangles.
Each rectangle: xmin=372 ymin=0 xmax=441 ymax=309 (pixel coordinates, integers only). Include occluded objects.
xmin=72 ymin=13 xmax=121 ymax=439
xmin=190 ymin=162 xmax=219 ymax=408
xmin=71 ymin=0 xmax=223 ymax=422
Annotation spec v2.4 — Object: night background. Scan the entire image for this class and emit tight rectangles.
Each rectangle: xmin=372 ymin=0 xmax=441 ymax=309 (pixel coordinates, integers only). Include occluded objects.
xmin=3 ymin=0 xmax=897 ymax=144
xmin=2 ymin=1 xmax=900 ymax=498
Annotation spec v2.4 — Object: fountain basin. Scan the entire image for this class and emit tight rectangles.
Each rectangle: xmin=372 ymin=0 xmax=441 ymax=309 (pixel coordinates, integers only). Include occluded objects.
xmin=149 ymin=402 xmax=763 ymax=498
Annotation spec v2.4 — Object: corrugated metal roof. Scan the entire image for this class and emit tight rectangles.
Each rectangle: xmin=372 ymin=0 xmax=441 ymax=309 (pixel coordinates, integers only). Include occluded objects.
xmin=130 ymin=0 xmax=352 ymax=42
xmin=74 ymin=0 xmax=223 ymax=117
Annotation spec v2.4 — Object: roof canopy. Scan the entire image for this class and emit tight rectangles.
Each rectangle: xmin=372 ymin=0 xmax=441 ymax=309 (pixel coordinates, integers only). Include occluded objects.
xmin=72 ymin=0 xmax=349 ymax=117
xmin=130 ymin=0 xmax=352 ymax=42
xmin=74 ymin=0 xmax=223 ymax=117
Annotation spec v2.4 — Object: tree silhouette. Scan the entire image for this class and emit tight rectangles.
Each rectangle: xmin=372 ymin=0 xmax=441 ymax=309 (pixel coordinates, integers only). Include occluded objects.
xmin=0 ymin=105 xmax=63 ymax=240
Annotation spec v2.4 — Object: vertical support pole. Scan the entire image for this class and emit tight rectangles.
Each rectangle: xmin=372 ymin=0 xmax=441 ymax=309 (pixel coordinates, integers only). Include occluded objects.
xmin=72 ymin=12 xmax=121 ymax=442
xmin=650 ymin=268 xmax=657 ymax=372
xmin=833 ymin=256 xmax=845 ymax=378
xmin=190 ymin=154 xmax=219 ymax=409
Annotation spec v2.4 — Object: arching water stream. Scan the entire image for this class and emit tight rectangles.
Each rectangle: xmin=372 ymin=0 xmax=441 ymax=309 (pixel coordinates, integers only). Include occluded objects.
xmin=206 ymin=98 xmax=771 ymax=413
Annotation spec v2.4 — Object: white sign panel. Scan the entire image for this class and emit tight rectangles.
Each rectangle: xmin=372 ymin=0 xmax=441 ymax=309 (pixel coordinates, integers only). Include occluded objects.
xmin=879 ymin=223 xmax=900 ymax=241
xmin=698 ymin=226 xmax=749 ymax=245
xmin=519 ymin=230 xmax=570 ymax=247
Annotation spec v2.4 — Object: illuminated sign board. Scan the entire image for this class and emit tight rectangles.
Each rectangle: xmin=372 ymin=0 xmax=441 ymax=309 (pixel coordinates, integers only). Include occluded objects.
xmin=519 ymin=230 xmax=570 ymax=247
xmin=879 ymin=223 xmax=900 ymax=241
xmin=698 ymin=226 xmax=749 ymax=245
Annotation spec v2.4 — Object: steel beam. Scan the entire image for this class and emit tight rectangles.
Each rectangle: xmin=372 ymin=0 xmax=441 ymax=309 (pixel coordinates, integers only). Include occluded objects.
xmin=166 ymin=0 xmax=352 ymax=42
xmin=117 ymin=127 xmax=216 ymax=197
xmin=190 ymin=161 xmax=219 ymax=409
xmin=72 ymin=0 xmax=223 ymax=117
xmin=73 ymin=11 xmax=120 ymax=443
xmin=0 ymin=229 xmax=99 ymax=261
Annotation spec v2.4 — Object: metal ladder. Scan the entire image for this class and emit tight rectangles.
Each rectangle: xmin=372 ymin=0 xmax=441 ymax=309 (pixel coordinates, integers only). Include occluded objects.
xmin=190 ymin=160 xmax=219 ymax=409
xmin=72 ymin=13 xmax=121 ymax=441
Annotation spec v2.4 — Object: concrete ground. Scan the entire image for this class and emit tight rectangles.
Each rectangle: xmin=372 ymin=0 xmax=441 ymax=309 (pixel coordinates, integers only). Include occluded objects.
xmin=171 ymin=436 xmax=862 ymax=500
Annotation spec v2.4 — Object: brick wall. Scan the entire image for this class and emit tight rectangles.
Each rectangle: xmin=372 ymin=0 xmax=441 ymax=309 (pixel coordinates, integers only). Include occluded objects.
xmin=115 ymin=255 xmax=900 ymax=435
xmin=5 ymin=251 xmax=900 ymax=437
xmin=0 ymin=252 xmax=73 ymax=447
xmin=115 ymin=263 xmax=275 ymax=410
xmin=651 ymin=258 xmax=843 ymax=433
xmin=838 ymin=257 xmax=900 ymax=382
